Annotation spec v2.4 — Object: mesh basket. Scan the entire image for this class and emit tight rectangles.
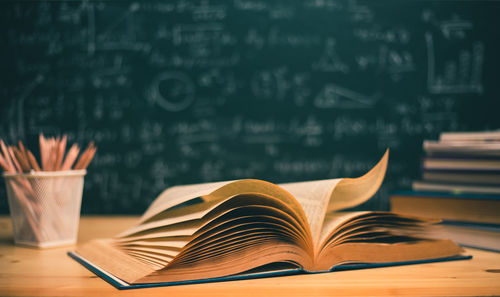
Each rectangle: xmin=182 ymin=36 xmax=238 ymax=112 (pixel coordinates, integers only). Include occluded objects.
xmin=3 ymin=170 xmax=86 ymax=248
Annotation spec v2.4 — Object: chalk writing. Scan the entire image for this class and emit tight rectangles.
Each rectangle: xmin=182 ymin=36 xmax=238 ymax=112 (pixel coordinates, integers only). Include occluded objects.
xmin=0 ymin=0 xmax=498 ymax=214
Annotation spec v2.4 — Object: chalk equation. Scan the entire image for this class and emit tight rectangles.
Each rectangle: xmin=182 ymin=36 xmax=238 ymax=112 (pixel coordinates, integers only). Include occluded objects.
xmin=0 ymin=0 xmax=498 ymax=214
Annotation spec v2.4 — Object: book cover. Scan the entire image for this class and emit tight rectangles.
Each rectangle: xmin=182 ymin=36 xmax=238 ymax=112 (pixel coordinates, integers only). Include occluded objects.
xmin=67 ymin=251 xmax=472 ymax=289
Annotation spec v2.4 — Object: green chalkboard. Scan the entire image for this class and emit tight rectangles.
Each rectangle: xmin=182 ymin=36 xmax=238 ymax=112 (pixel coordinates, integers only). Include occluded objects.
xmin=1 ymin=0 xmax=499 ymax=214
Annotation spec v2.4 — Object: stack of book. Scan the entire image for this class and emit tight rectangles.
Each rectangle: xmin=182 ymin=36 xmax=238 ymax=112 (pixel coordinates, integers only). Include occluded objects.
xmin=390 ymin=131 xmax=500 ymax=252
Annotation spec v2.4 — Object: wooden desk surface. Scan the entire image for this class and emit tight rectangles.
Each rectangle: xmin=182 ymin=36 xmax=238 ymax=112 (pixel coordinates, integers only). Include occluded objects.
xmin=0 ymin=216 xmax=499 ymax=297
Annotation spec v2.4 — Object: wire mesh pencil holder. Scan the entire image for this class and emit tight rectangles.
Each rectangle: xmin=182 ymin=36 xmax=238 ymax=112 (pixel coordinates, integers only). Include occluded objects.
xmin=3 ymin=170 xmax=86 ymax=248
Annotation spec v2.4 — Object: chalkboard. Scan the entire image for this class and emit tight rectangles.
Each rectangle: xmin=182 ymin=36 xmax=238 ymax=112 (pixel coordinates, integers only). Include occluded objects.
xmin=1 ymin=0 xmax=499 ymax=214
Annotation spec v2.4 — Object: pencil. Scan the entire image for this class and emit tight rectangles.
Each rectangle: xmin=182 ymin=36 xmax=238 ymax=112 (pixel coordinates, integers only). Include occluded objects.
xmin=74 ymin=142 xmax=94 ymax=170
xmin=17 ymin=140 xmax=29 ymax=165
xmin=0 ymin=155 xmax=11 ymax=172
xmin=8 ymin=147 xmax=22 ymax=173
xmin=39 ymin=134 xmax=47 ymax=171
xmin=80 ymin=146 xmax=97 ymax=169
xmin=12 ymin=147 xmax=30 ymax=172
xmin=61 ymin=144 xmax=80 ymax=171
xmin=26 ymin=150 xmax=41 ymax=171
xmin=55 ymin=135 xmax=67 ymax=170
xmin=0 ymin=140 xmax=15 ymax=171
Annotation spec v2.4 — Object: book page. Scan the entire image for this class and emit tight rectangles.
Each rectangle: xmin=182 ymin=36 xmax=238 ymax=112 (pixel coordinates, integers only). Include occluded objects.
xmin=318 ymin=211 xmax=370 ymax=249
xmin=279 ymin=179 xmax=342 ymax=245
xmin=140 ymin=180 xmax=235 ymax=223
xmin=326 ymin=149 xmax=389 ymax=213
xmin=278 ymin=150 xmax=389 ymax=246
xmin=114 ymin=190 xmax=314 ymax=268
xmin=140 ymin=241 xmax=312 ymax=283
xmin=118 ymin=199 xmax=221 ymax=237
xmin=140 ymin=179 xmax=310 ymax=231
xmin=132 ymin=151 xmax=387 ymax=252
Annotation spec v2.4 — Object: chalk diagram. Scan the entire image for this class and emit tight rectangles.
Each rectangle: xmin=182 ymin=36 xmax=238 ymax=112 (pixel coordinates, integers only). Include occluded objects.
xmin=314 ymin=84 xmax=379 ymax=109
xmin=312 ymin=38 xmax=349 ymax=73
xmin=10 ymin=75 xmax=45 ymax=140
xmin=424 ymin=13 xmax=484 ymax=94
xmin=88 ymin=2 xmax=149 ymax=53
xmin=149 ymin=72 xmax=195 ymax=112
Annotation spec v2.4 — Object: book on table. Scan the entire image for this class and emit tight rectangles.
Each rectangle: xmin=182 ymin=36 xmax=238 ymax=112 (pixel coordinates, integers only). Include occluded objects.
xmin=423 ymin=140 xmax=500 ymax=157
xmin=422 ymin=170 xmax=500 ymax=186
xmin=390 ymin=191 xmax=500 ymax=252
xmin=416 ymin=130 xmax=500 ymax=196
xmin=390 ymin=191 xmax=500 ymax=225
xmin=69 ymin=150 xmax=467 ymax=288
xmin=422 ymin=222 xmax=500 ymax=253
xmin=438 ymin=130 xmax=500 ymax=142
xmin=412 ymin=180 xmax=500 ymax=195
xmin=397 ymin=131 xmax=500 ymax=253
xmin=421 ymin=157 xmax=500 ymax=171
xmin=418 ymin=131 xmax=500 ymax=191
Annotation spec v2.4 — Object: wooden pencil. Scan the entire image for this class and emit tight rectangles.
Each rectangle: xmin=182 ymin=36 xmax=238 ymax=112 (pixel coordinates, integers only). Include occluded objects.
xmin=8 ymin=147 xmax=22 ymax=173
xmin=80 ymin=146 xmax=97 ymax=169
xmin=74 ymin=142 xmax=96 ymax=170
xmin=0 ymin=140 xmax=15 ymax=171
xmin=26 ymin=150 xmax=41 ymax=171
xmin=61 ymin=144 xmax=80 ymax=171
xmin=39 ymin=134 xmax=47 ymax=171
xmin=74 ymin=144 xmax=90 ymax=169
xmin=55 ymin=135 xmax=67 ymax=170
xmin=17 ymin=140 xmax=29 ymax=164
xmin=2 ymin=136 xmax=97 ymax=173
xmin=46 ymin=137 xmax=56 ymax=171
xmin=0 ymin=149 xmax=14 ymax=172
xmin=9 ymin=180 xmax=42 ymax=241
xmin=0 ymin=155 xmax=11 ymax=172
xmin=12 ymin=147 xmax=30 ymax=172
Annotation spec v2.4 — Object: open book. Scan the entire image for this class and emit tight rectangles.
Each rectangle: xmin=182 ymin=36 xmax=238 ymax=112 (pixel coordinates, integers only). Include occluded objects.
xmin=70 ymin=151 xmax=466 ymax=288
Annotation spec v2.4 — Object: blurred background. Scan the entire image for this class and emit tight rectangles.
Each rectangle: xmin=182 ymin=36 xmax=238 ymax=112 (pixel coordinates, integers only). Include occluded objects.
xmin=1 ymin=0 xmax=499 ymax=214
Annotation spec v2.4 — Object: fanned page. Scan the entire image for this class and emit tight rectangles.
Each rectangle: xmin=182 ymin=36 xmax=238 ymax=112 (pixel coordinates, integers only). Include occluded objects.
xmin=77 ymin=180 xmax=317 ymax=284
xmin=314 ymin=211 xmax=464 ymax=271
xmin=138 ymin=180 xmax=236 ymax=224
xmin=280 ymin=149 xmax=389 ymax=245
xmin=133 ymin=149 xmax=389 ymax=247
xmin=279 ymin=179 xmax=341 ymax=245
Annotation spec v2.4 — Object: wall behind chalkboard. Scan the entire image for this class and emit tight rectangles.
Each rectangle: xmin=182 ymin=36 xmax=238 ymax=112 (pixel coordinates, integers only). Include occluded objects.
xmin=1 ymin=0 xmax=499 ymax=214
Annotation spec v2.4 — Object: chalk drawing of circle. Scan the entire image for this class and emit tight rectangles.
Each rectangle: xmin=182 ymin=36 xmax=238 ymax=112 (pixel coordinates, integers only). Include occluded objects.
xmin=151 ymin=72 xmax=195 ymax=112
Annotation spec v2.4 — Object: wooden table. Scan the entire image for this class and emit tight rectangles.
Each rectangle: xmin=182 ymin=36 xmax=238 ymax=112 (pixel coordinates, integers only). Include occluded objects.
xmin=0 ymin=216 xmax=499 ymax=297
